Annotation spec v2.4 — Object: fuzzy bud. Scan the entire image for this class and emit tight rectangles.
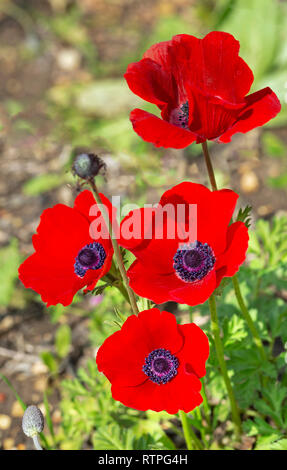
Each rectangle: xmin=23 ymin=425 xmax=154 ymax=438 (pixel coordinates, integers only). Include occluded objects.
xmin=73 ymin=153 xmax=106 ymax=180
xmin=22 ymin=405 xmax=44 ymax=437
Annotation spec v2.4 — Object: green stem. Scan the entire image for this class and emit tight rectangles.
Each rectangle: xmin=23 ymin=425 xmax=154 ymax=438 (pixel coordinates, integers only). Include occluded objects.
xmin=105 ymin=265 xmax=130 ymax=303
xmin=208 ymin=295 xmax=242 ymax=437
xmin=232 ymin=275 xmax=266 ymax=361
xmin=88 ymin=179 xmax=139 ymax=316
xmin=202 ymin=142 xmax=218 ymax=191
xmin=195 ymin=407 xmax=208 ymax=448
xmin=179 ymin=411 xmax=204 ymax=450
xmin=200 ymin=378 xmax=211 ymax=429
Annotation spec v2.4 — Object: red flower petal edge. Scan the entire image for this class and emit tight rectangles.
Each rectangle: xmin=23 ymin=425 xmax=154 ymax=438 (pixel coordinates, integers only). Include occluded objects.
xmin=18 ymin=190 xmax=115 ymax=307
xmin=125 ymin=32 xmax=281 ymax=149
xmin=96 ymin=308 xmax=209 ymax=414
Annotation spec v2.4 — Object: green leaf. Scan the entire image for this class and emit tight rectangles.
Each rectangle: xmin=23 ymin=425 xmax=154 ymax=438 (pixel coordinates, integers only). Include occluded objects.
xmin=244 ymin=417 xmax=280 ymax=437
xmin=236 ymin=205 xmax=252 ymax=228
xmin=222 ymin=314 xmax=248 ymax=349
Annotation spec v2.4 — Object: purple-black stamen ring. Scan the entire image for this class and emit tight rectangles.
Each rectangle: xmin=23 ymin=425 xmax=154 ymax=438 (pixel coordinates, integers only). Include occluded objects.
xmin=74 ymin=242 xmax=106 ymax=278
xmin=173 ymin=240 xmax=215 ymax=283
xmin=170 ymin=101 xmax=189 ymax=129
xmin=143 ymin=348 xmax=179 ymax=385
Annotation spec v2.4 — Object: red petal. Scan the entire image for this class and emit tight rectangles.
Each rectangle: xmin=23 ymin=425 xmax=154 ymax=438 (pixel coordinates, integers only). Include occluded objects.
xmin=143 ymin=39 xmax=173 ymax=70
xmin=170 ymin=269 xmax=217 ymax=306
xmin=187 ymin=91 xmax=244 ymax=142
xmin=128 ymin=259 xmax=217 ymax=307
xmin=18 ymin=253 xmax=106 ymax=307
xmin=96 ymin=329 xmax=148 ymax=388
xmin=127 ymin=260 xmax=182 ymax=304
xmin=119 ymin=207 xmax=155 ymax=253
xmin=130 ymin=108 xmax=197 ymax=149
xmin=124 ymin=58 xmax=177 ymax=108
xmin=178 ymin=323 xmax=209 ymax=378
xmin=172 ymin=32 xmax=254 ymax=104
xmin=31 ymin=204 xmax=92 ymax=261
xmin=19 ymin=192 xmax=114 ymax=306
xmin=74 ymin=190 xmax=119 ymax=243
xmin=159 ymin=182 xmax=239 ymax=254
xmin=215 ymin=221 xmax=249 ymax=286
xmin=135 ymin=308 xmax=183 ymax=354
xmin=219 ymin=87 xmax=281 ymax=143
xmin=96 ymin=308 xmax=183 ymax=387
xmin=111 ymin=364 xmax=203 ymax=414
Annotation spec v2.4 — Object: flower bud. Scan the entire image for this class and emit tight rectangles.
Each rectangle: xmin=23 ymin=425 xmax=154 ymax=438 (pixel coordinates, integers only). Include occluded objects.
xmin=73 ymin=153 xmax=106 ymax=180
xmin=22 ymin=405 xmax=44 ymax=437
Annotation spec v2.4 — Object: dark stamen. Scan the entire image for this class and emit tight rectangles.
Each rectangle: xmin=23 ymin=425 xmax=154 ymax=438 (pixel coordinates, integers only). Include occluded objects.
xmin=74 ymin=242 xmax=106 ymax=278
xmin=143 ymin=348 xmax=179 ymax=385
xmin=173 ymin=241 xmax=215 ymax=283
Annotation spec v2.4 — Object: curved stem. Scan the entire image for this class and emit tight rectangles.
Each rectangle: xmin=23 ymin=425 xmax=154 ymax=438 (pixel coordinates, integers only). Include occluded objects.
xmin=232 ymin=275 xmax=266 ymax=361
xmin=88 ymin=179 xmax=139 ymax=316
xmin=179 ymin=411 xmax=204 ymax=450
xmin=32 ymin=434 xmax=43 ymax=450
xmin=208 ymin=295 xmax=242 ymax=437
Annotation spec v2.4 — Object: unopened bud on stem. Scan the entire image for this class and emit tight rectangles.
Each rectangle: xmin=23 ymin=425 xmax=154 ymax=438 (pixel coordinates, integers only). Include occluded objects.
xmin=73 ymin=153 xmax=106 ymax=180
xmin=22 ymin=405 xmax=44 ymax=450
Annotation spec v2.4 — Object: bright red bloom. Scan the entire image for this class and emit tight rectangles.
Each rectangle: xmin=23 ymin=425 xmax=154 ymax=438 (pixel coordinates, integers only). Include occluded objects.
xmin=96 ymin=308 xmax=209 ymax=413
xmin=120 ymin=182 xmax=249 ymax=306
xmin=125 ymin=31 xmax=281 ymax=149
xmin=18 ymin=190 xmax=115 ymax=307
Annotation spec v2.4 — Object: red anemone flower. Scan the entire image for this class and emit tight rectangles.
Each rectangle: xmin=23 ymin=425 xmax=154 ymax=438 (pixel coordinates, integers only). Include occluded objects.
xmin=124 ymin=31 xmax=281 ymax=149
xmin=18 ymin=190 xmax=115 ymax=307
xmin=96 ymin=308 xmax=209 ymax=413
xmin=119 ymin=182 xmax=249 ymax=306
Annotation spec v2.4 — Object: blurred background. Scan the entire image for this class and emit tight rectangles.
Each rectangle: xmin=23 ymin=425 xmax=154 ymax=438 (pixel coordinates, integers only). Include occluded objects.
xmin=0 ymin=0 xmax=287 ymax=450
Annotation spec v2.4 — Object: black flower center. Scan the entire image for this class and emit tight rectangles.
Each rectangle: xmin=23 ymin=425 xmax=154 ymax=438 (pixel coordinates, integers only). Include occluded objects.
xmin=173 ymin=241 xmax=215 ymax=283
xmin=143 ymin=348 xmax=179 ymax=385
xmin=169 ymin=101 xmax=189 ymax=129
xmin=74 ymin=242 xmax=106 ymax=278
xmin=183 ymin=249 xmax=202 ymax=268
xmin=153 ymin=357 xmax=170 ymax=374
xmin=78 ymin=248 xmax=99 ymax=267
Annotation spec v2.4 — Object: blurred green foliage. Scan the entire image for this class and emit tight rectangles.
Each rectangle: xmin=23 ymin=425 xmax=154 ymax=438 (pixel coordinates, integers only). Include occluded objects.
xmin=0 ymin=239 xmax=21 ymax=306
